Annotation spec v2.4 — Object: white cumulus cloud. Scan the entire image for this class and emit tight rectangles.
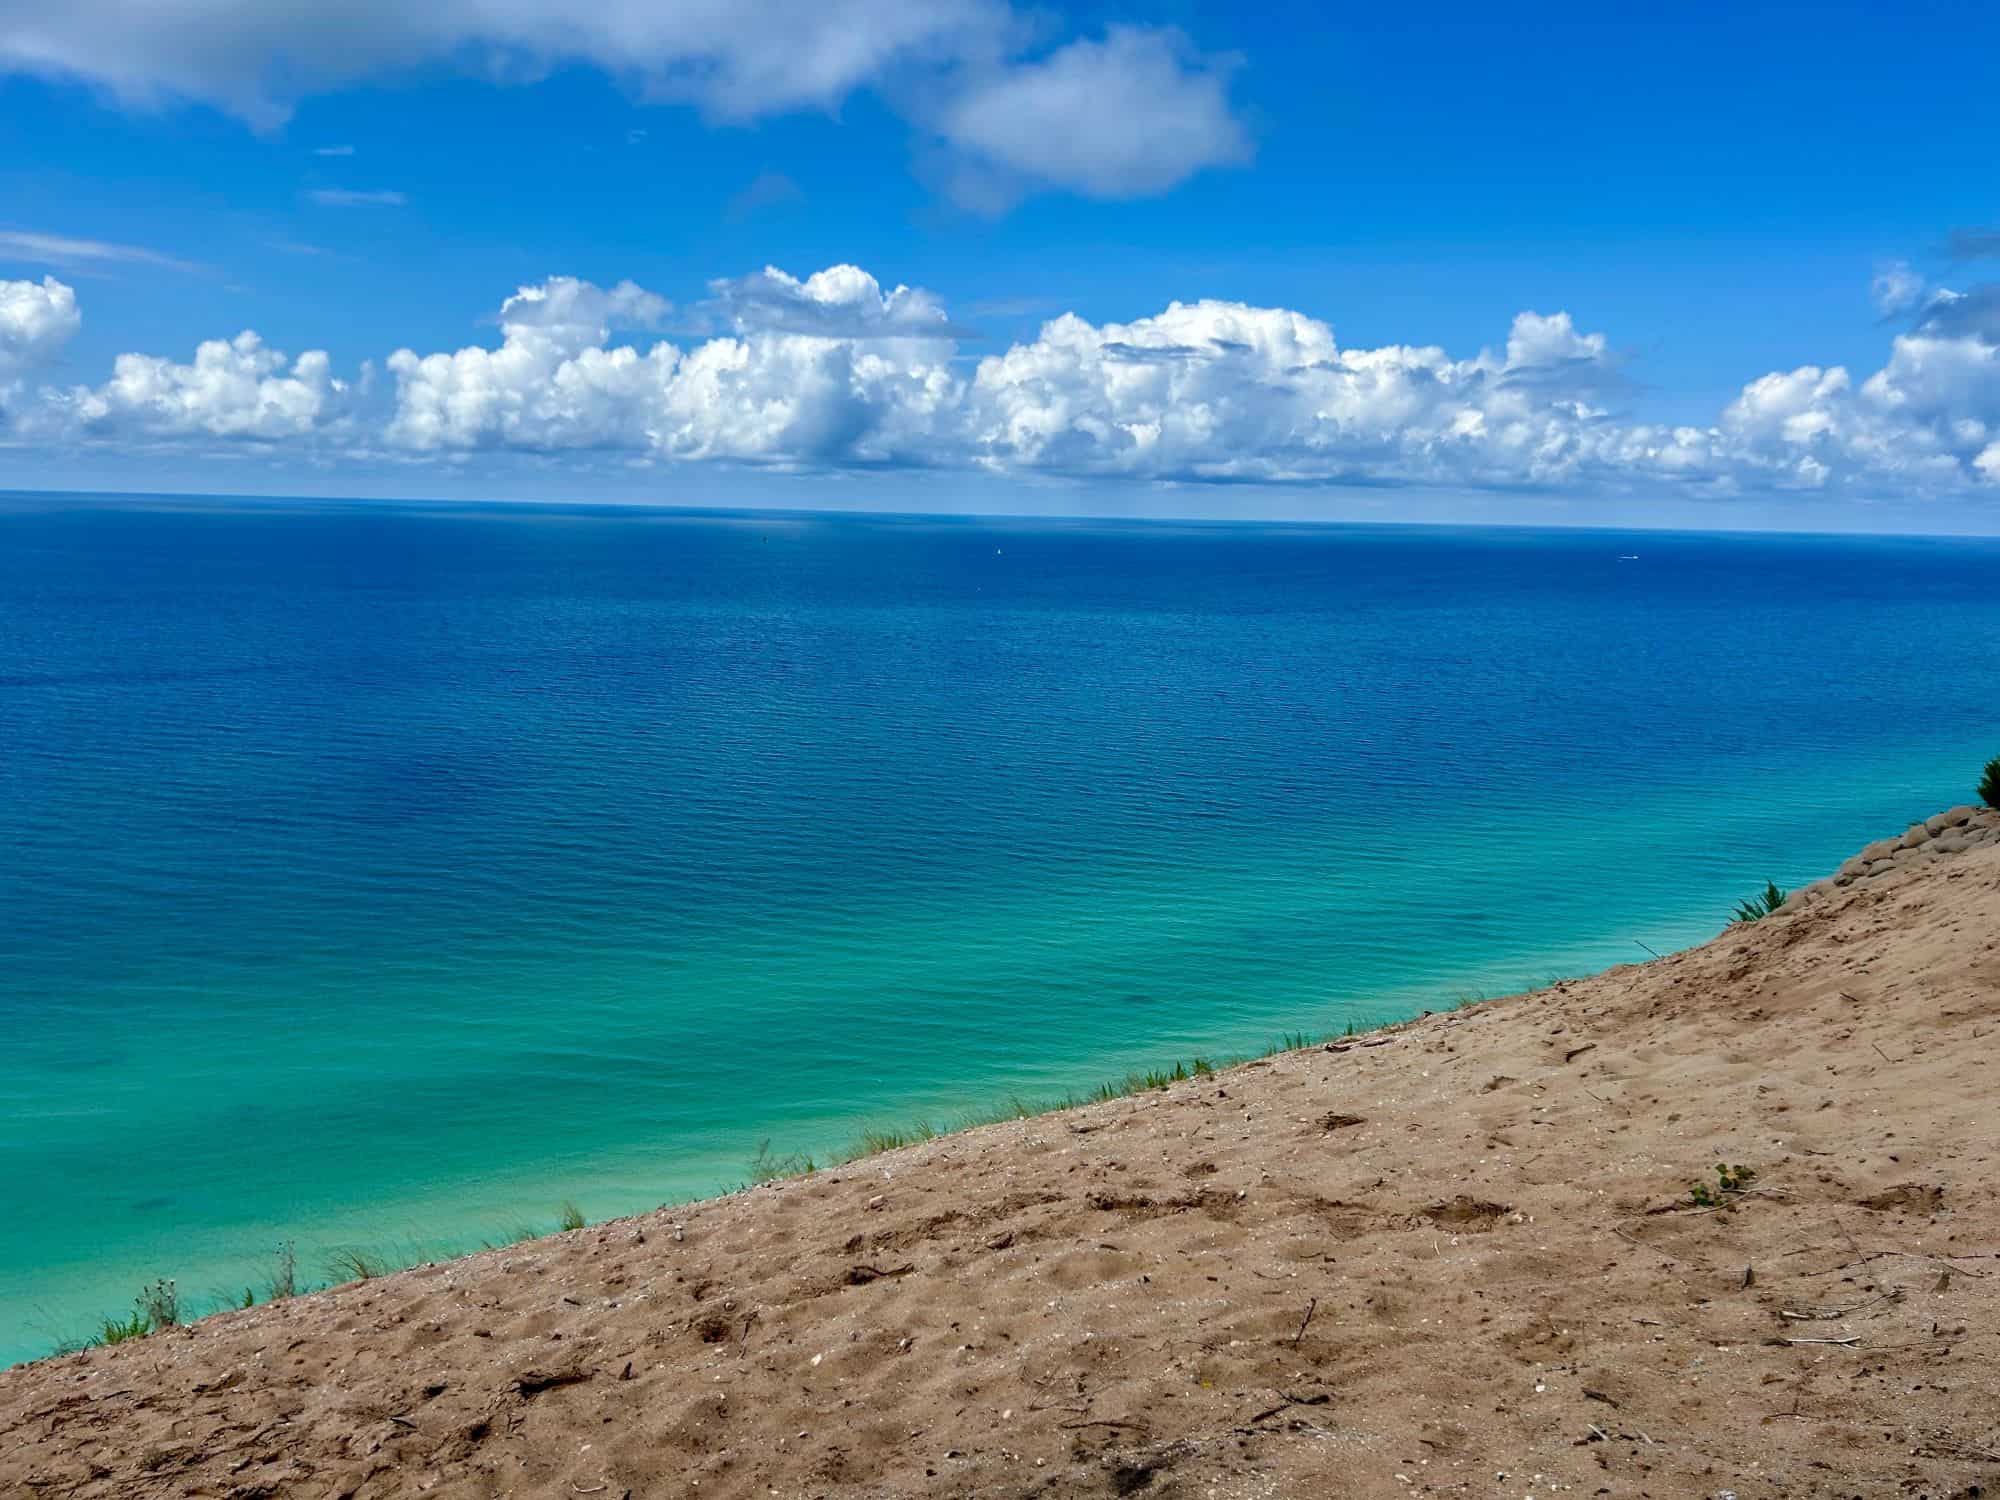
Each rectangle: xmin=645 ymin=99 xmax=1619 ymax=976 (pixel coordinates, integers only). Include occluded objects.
xmin=0 ymin=275 xmax=81 ymax=382
xmin=1714 ymin=292 xmax=2000 ymax=492
xmin=958 ymin=300 xmax=1702 ymax=486
xmin=25 ymin=329 xmax=354 ymax=442
xmin=386 ymin=277 xmax=679 ymax=452
xmin=704 ymin=264 xmax=964 ymax=338
xmin=385 ymin=268 xmax=959 ymax=462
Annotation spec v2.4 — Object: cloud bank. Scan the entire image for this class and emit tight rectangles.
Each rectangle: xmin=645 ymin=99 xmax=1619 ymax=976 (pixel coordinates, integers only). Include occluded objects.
xmin=0 ymin=1 xmax=1249 ymax=205
xmin=6 ymin=263 xmax=1999 ymax=498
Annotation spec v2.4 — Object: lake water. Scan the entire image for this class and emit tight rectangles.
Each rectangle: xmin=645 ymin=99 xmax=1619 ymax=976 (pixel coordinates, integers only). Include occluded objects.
xmin=4 ymin=496 xmax=1997 ymax=1363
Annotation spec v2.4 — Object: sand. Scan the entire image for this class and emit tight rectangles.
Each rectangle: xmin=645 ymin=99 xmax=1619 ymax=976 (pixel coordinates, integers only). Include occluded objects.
xmin=4 ymin=821 xmax=1998 ymax=1499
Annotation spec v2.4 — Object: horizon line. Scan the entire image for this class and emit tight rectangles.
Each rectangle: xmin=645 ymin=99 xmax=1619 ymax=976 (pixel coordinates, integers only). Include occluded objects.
xmin=4 ymin=485 xmax=1999 ymax=545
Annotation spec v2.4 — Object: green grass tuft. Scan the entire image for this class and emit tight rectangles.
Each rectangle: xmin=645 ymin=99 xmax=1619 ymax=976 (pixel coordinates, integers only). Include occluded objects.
xmin=558 ymin=1201 xmax=586 ymax=1232
xmin=327 ymin=1248 xmax=389 ymax=1283
xmin=1980 ymin=754 xmax=2000 ymax=811
xmin=748 ymin=1140 xmax=818 ymax=1184
xmin=1730 ymin=880 xmax=1788 ymax=925
xmin=96 ymin=1309 xmax=152 ymax=1345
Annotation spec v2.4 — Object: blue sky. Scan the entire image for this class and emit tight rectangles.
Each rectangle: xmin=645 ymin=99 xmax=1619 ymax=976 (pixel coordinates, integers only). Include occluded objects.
xmin=2 ymin=0 xmax=1998 ymax=530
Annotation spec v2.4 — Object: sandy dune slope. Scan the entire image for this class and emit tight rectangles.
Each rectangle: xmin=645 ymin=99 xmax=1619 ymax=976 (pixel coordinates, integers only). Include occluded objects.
xmin=4 ymin=821 xmax=1998 ymax=1499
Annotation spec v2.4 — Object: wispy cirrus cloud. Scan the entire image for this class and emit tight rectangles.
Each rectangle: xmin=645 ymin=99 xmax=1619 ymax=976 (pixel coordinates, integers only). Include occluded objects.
xmin=306 ymin=188 xmax=407 ymax=207
xmin=312 ymin=144 xmax=355 ymax=157
xmin=0 ymin=229 xmax=202 ymax=274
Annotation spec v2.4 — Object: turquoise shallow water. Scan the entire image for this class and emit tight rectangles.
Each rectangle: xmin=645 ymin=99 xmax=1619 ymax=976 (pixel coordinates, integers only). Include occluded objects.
xmin=3 ymin=497 xmax=1998 ymax=1363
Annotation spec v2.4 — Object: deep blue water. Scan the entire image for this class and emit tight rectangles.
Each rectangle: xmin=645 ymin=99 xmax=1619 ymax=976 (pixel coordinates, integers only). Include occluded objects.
xmin=3 ymin=496 xmax=1997 ymax=1364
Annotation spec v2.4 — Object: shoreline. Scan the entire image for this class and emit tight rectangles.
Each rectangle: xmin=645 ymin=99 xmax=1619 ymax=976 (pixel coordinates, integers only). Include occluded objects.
xmin=12 ymin=1016 xmax=1416 ymax=1369
xmin=15 ymin=804 xmax=2000 ymax=1368
xmin=17 ymin=799 xmax=1999 ymax=1371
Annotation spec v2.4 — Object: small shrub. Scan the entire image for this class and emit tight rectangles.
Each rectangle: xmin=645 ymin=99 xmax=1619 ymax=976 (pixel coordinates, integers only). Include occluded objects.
xmin=135 ymin=1278 xmax=179 ymax=1330
xmin=1729 ymin=880 xmax=1788 ymax=925
xmin=558 ymin=1201 xmax=586 ymax=1232
xmin=1688 ymin=1162 xmax=1757 ymax=1208
xmin=1980 ymin=755 xmax=2000 ymax=811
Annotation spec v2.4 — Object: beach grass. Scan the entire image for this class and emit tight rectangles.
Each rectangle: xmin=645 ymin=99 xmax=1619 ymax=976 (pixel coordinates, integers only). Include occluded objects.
xmin=326 ymin=1248 xmax=391 ymax=1283
xmin=749 ymin=1141 xmax=819 ymax=1184
xmin=94 ymin=1309 xmax=152 ymax=1346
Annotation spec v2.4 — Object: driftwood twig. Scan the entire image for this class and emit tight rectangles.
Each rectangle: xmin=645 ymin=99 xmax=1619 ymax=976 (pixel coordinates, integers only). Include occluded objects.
xmin=1290 ymin=1298 xmax=1318 ymax=1348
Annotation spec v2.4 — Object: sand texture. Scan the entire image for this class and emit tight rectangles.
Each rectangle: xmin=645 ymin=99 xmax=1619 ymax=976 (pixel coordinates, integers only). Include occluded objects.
xmin=4 ymin=823 xmax=1998 ymax=1499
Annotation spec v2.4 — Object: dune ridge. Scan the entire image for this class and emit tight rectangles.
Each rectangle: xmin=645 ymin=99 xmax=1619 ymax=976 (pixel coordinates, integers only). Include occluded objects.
xmin=4 ymin=815 xmax=1998 ymax=1499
